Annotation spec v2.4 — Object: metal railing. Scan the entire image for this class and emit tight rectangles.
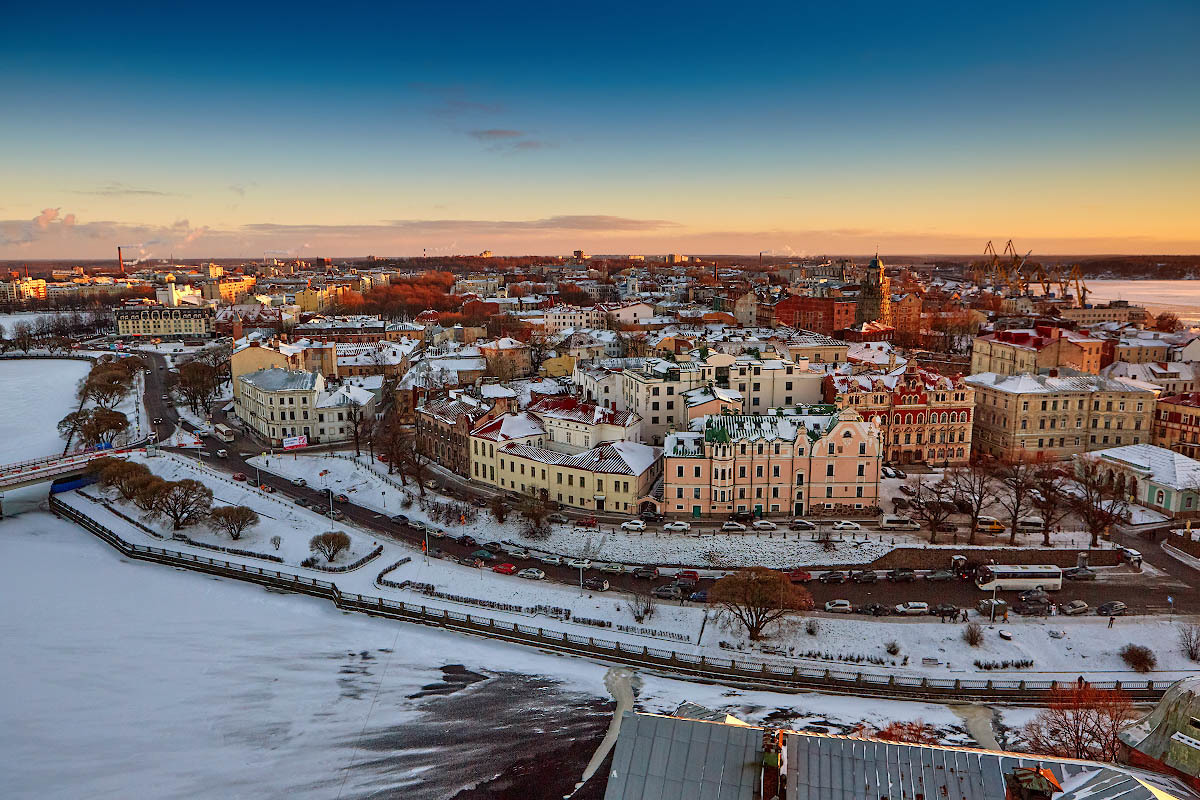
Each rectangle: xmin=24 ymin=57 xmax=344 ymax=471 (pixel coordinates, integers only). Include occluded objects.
xmin=48 ymin=493 xmax=1176 ymax=705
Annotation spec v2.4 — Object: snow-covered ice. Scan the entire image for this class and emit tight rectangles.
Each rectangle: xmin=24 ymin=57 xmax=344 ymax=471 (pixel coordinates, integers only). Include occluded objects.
xmin=0 ymin=359 xmax=91 ymax=460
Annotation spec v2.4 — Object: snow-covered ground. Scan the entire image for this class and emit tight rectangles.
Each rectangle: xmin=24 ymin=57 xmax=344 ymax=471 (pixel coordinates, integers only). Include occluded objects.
xmin=0 ymin=359 xmax=91 ymax=461
xmin=0 ymin=311 xmax=78 ymax=332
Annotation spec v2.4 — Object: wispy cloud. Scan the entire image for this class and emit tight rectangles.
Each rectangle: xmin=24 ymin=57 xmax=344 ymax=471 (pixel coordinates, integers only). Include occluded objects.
xmin=467 ymin=128 xmax=555 ymax=153
xmin=468 ymin=129 xmax=525 ymax=141
xmin=228 ymin=182 xmax=258 ymax=198
xmin=73 ymin=182 xmax=177 ymax=197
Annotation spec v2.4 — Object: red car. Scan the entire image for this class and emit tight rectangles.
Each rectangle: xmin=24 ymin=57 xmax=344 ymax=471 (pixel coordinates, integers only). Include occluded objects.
xmin=333 ymin=493 xmax=349 ymax=504
xmin=232 ymin=472 xmax=247 ymax=481
xmin=786 ymin=570 xmax=812 ymax=584
xmin=377 ymin=454 xmax=389 ymax=463
xmin=677 ymin=569 xmax=700 ymax=584
xmin=492 ymin=563 xmax=517 ymax=575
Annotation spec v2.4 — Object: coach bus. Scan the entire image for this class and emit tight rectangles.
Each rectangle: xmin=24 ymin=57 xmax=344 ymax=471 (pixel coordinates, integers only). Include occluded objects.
xmin=975 ymin=564 xmax=1063 ymax=592
xmin=212 ymin=424 xmax=236 ymax=443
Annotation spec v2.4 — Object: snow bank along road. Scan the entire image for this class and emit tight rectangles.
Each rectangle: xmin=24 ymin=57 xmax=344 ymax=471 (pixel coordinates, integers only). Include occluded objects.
xmin=47 ymin=492 xmax=1181 ymax=705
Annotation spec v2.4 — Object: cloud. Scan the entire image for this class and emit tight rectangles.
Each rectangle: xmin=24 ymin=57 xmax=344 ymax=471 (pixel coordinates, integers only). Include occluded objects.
xmin=73 ymin=182 xmax=176 ymax=197
xmin=467 ymin=128 xmax=555 ymax=153
xmin=468 ymin=129 xmax=524 ymax=141
xmin=242 ymin=215 xmax=680 ymax=237
xmin=228 ymin=182 xmax=258 ymax=197
xmin=35 ymin=208 xmax=61 ymax=228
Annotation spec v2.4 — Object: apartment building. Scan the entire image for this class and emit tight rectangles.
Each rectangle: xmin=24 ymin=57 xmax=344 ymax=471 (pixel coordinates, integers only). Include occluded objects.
xmin=699 ymin=350 xmax=825 ymax=411
xmin=970 ymin=326 xmax=1103 ymax=376
xmin=660 ymin=406 xmax=882 ymax=519
xmin=620 ymin=358 xmax=707 ymax=445
xmin=200 ymin=275 xmax=257 ymax=304
xmin=115 ymin=305 xmax=216 ymax=339
xmin=825 ymin=362 xmax=975 ymax=465
xmin=234 ymin=367 xmax=376 ymax=446
xmin=0 ymin=277 xmax=48 ymax=302
xmin=574 ymin=357 xmax=647 ymax=411
xmin=772 ymin=295 xmax=856 ymax=337
xmin=1059 ymin=300 xmax=1148 ymax=326
xmin=1103 ymin=361 xmax=1198 ymax=396
xmin=543 ymin=305 xmax=607 ymax=334
xmin=1152 ymin=392 xmax=1200 ymax=460
xmin=965 ymin=371 xmax=1156 ymax=461
xmin=525 ymin=396 xmax=642 ymax=453
xmin=783 ymin=332 xmax=850 ymax=365
xmin=415 ymin=391 xmax=498 ymax=477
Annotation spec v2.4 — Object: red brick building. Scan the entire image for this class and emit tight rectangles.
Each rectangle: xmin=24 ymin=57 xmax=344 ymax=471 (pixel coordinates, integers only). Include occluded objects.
xmin=774 ymin=295 xmax=856 ymax=336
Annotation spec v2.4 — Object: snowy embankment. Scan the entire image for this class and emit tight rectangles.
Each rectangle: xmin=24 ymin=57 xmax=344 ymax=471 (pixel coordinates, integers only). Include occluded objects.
xmin=248 ymin=452 xmax=905 ymax=568
xmin=0 ymin=359 xmax=91 ymax=461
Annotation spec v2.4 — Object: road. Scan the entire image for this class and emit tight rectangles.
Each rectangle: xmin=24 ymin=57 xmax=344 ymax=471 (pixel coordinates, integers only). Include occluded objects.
xmin=134 ymin=349 xmax=1200 ymax=618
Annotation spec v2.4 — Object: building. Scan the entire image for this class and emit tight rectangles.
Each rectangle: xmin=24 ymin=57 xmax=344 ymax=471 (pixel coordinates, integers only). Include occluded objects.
xmin=699 ymin=350 xmax=825 ymax=411
xmin=1082 ymin=444 xmax=1200 ymax=519
xmin=115 ymin=305 xmax=216 ymax=340
xmin=603 ymin=707 xmax=1200 ymax=800
xmin=478 ymin=336 xmax=532 ymax=378
xmin=783 ymin=332 xmax=850 ymax=365
xmin=234 ymin=367 xmax=376 ymax=446
xmin=661 ymin=406 xmax=881 ymax=519
xmin=826 ymin=362 xmax=975 ymax=465
xmin=966 ymin=371 xmax=1156 ymax=461
xmin=469 ymin=412 xmax=547 ymax=485
xmin=1060 ymin=300 xmax=1149 ymax=326
xmin=1153 ymin=392 xmax=1200 ymax=459
xmin=970 ymin=326 xmax=1103 ymax=376
xmin=415 ymin=391 xmax=499 ymax=477
xmin=1121 ymin=676 xmax=1200 ymax=791
xmin=773 ymin=295 xmax=856 ymax=336
xmin=0 ymin=277 xmax=48 ymax=303
xmin=620 ymin=359 xmax=707 ymax=445
xmin=200 ymin=275 xmax=257 ymax=304
xmin=526 ymin=396 xmax=642 ymax=453
xmin=293 ymin=316 xmax=388 ymax=343
xmin=155 ymin=278 xmax=202 ymax=307
xmin=855 ymin=254 xmax=892 ymax=327
xmin=1104 ymin=361 xmax=1199 ymax=396
xmin=543 ymin=305 xmax=607 ymax=334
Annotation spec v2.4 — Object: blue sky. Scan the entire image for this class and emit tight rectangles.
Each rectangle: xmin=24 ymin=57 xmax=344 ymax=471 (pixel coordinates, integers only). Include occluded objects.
xmin=2 ymin=1 xmax=1198 ymax=257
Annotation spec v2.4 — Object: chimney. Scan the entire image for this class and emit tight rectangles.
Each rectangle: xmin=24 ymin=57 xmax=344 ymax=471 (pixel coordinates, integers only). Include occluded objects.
xmin=1004 ymin=765 xmax=1062 ymax=800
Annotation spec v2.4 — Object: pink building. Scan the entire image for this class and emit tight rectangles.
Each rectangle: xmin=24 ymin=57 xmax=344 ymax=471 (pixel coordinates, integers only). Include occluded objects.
xmin=660 ymin=406 xmax=882 ymax=519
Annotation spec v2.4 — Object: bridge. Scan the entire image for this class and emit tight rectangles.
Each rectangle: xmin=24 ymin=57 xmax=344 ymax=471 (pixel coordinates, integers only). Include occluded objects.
xmin=0 ymin=448 xmax=146 ymax=516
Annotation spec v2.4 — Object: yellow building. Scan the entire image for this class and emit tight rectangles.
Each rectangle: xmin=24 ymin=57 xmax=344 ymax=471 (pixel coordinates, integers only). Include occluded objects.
xmin=201 ymin=275 xmax=257 ymax=304
xmin=115 ymin=306 xmax=215 ymax=340
xmin=538 ymin=354 xmax=576 ymax=377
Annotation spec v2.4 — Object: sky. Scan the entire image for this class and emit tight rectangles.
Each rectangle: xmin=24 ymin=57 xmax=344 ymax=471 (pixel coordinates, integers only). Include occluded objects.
xmin=2 ymin=0 xmax=1198 ymax=259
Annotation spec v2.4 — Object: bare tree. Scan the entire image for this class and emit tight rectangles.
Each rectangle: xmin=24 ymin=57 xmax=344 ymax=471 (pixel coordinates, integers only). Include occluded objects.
xmin=1070 ymin=457 xmax=1130 ymax=548
xmin=1031 ymin=464 xmax=1076 ymax=547
xmin=907 ymin=477 xmax=957 ymax=545
xmin=709 ymin=566 xmax=815 ymax=640
xmin=1179 ymin=623 xmax=1200 ymax=661
xmin=396 ymin=442 xmax=431 ymax=496
xmin=1023 ymin=685 xmax=1136 ymax=762
xmin=96 ymin=459 xmax=152 ymax=500
xmin=949 ymin=462 xmax=998 ymax=545
xmin=150 ymin=479 xmax=214 ymax=530
xmin=57 ymin=409 xmax=92 ymax=454
xmin=12 ymin=321 xmax=34 ymax=353
xmin=991 ymin=456 xmax=1039 ymax=544
xmin=624 ymin=584 xmax=657 ymax=622
xmin=131 ymin=476 xmax=170 ymax=514
xmin=80 ymin=408 xmax=129 ymax=447
xmin=310 ymin=530 xmax=351 ymax=562
xmin=207 ymin=506 xmax=260 ymax=541
xmin=177 ymin=361 xmax=221 ymax=415
xmin=80 ymin=364 xmax=133 ymax=409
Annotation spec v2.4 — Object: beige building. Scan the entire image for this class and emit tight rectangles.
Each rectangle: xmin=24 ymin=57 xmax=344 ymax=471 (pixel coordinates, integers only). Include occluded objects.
xmin=620 ymin=358 xmax=707 ymax=445
xmin=965 ymin=371 xmax=1156 ymax=461
xmin=698 ymin=350 xmax=825 ymax=412
xmin=201 ymin=275 xmax=257 ymax=304
xmin=115 ymin=305 xmax=215 ymax=339
xmin=1059 ymin=301 xmax=1148 ymax=326
xmin=971 ymin=326 xmax=1103 ymax=376
xmin=234 ymin=367 xmax=376 ymax=446
xmin=0 ymin=277 xmax=48 ymax=302
xmin=783 ymin=333 xmax=849 ymax=366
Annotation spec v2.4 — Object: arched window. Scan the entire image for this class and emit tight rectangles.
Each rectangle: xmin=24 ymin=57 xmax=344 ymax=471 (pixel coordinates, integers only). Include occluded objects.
xmin=1156 ymin=489 xmax=1165 ymax=505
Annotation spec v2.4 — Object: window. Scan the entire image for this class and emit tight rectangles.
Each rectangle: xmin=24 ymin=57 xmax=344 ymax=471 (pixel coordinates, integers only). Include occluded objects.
xmin=826 ymin=464 xmax=834 ymax=476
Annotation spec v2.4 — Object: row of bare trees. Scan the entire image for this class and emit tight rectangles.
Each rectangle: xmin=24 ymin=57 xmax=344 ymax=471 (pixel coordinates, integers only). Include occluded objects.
xmin=905 ymin=455 xmax=1128 ymax=548
xmin=57 ymin=356 xmax=146 ymax=453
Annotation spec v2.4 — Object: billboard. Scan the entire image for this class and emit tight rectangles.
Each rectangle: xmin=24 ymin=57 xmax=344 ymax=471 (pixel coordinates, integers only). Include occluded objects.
xmin=282 ymin=435 xmax=308 ymax=451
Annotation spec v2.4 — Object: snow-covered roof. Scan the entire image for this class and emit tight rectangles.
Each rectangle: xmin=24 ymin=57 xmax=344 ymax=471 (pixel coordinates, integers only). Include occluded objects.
xmin=417 ymin=393 xmax=492 ymax=425
xmin=1088 ymin=444 xmax=1200 ymax=491
xmin=471 ymin=412 xmax=545 ymax=442
xmin=527 ymin=396 xmax=639 ymax=428
xmin=498 ymin=439 xmax=660 ymax=476
xmin=964 ymin=371 xmax=1155 ymax=395
xmin=239 ymin=367 xmax=320 ymax=392
xmin=681 ymin=384 xmax=742 ymax=407
xmin=316 ymin=383 xmax=374 ymax=408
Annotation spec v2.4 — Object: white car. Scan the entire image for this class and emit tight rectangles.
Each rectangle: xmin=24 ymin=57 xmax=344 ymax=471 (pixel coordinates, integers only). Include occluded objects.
xmin=721 ymin=521 xmax=746 ymax=532
xmin=895 ymin=601 xmax=930 ymax=616
xmin=517 ymin=568 xmax=546 ymax=580
xmin=567 ymin=558 xmax=592 ymax=570
xmin=832 ymin=520 xmax=862 ymax=531
xmin=504 ymin=547 xmax=531 ymax=560
xmin=291 ymin=477 xmax=307 ymax=487
xmin=824 ymin=599 xmax=853 ymax=614
xmin=663 ymin=521 xmax=691 ymax=532
xmin=621 ymin=519 xmax=646 ymax=531
xmin=535 ymin=553 xmax=563 ymax=566
xmin=751 ymin=520 xmax=776 ymax=531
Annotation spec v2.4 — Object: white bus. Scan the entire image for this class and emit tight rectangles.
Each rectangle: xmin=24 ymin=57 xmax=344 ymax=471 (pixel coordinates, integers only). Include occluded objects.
xmin=212 ymin=424 xmax=235 ymax=443
xmin=975 ymin=564 xmax=1063 ymax=592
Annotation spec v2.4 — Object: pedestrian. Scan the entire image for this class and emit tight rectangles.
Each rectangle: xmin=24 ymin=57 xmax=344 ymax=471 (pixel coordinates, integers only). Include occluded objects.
xmin=1108 ymin=615 xmax=1115 ymax=629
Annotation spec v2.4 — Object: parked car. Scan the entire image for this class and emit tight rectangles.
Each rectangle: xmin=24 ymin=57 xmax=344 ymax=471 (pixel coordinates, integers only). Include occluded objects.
xmin=789 ymin=518 xmax=816 ymax=531
xmin=858 ymin=602 xmax=892 ymax=617
xmin=932 ymin=603 xmax=959 ymax=618
xmin=547 ymin=513 xmax=569 ymax=524
xmin=492 ymin=563 xmax=517 ymax=575
xmin=1019 ymin=588 xmax=1050 ymax=603
xmin=925 ymin=569 xmax=956 ymax=582
xmin=517 ymin=568 xmax=546 ymax=580
xmin=832 ymin=520 xmax=861 ymax=531
xmin=892 ymin=497 xmax=910 ymax=510
xmin=977 ymin=598 xmax=1009 ymax=616
xmin=583 ymin=577 xmax=610 ymax=592
xmin=390 ymin=514 xmax=409 ymax=524
xmin=504 ymin=547 xmax=531 ymax=560
xmin=1097 ymin=601 xmax=1127 ymax=616
xmin=472 ymin=497 xmax=489 ymax=508
xmin=567 ymin=558 xmax=593 ymax=570
xmin=215 ymin=449 xmax=228 ymax=458
xmin=640 ymin=510 xmax=664 ymax=522
xmin=482 ymin=541 xmax=504 ymax=553
xmin=663 ymin=521 xmax=692 ymax=532
xmin=824 ymin=599 xmax=853 ymax=614
xmin=751 ymin=520 xmax=777 ymax=530
xmin=894 ymin=601 xmax=930 ymax=616
xmin=652 ymin=584 xmax=683 ymax=600
xmin=621 ymin=519 xmax=647 ymax=531
xmin=333 ymin=493 xmax=349 ymax=504
xmin=536 ymin=553 xmax=563 ymax=566
xmin=1064 ymin=566 xmax=1097 ymax=581
xmin=898 ymin=484 xmax=916 ymax=496
xmin=730 ymin=510 xmax=753 ymax=523
xmin=934 ymin=522 xmax=958 ymax=533
xmin=881 ymin=466 xmax=896 ymax=479
xmin=887 ymin=568 xmax=917 ymax=582
xmin=457 ymin=535 xmax=478 ymax=548
xmin=326 ymin=509 xmax=345 ymax=521
xmin=892 ymin=468 xmax=907 ymax=479
xmin=819 ymin=570 xmax=846 ymax=584
xmin=632 ymin=566 xmax=659 ymax=579
xmin=1060 ymin=599 xmax=1090 ymax=616
xmin=291 ymin=477 xmax=307 ymax=487
xmin=471 ymin=549 xmax=496 ymax=562
xmin=232 ymin=472 xmax=247 ymax=481
xmin=721 ymin=521 xmax=747 ymax=532
xmin=850 ymin=570 xmax=878 ymax=584
xmin=676 ymin=570 xmax=701 ymax=584
xmin=597 ymin=562 xmax=625 ymax=574
xmin=1014 ymin=601 xmax=1050 ymax=616
xmin=786 ymin=569 xmax=812 ymax=584
xmin=294 ymin=497 xmax=310 ymax=507
xmin=688 ymin=590 xmax=708 ymax=603
xmin=427 ymin=548 xmax=446 ymax=560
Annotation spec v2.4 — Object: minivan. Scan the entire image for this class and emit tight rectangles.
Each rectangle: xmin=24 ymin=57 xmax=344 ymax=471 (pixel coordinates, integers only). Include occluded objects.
xmin=1015 ymin=516 xmax=1044 ymax=533
xmin=975 ymin=516 xmax=1005 ymax=533
xmin=880 ymin=515 xmax=920 ymax=531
